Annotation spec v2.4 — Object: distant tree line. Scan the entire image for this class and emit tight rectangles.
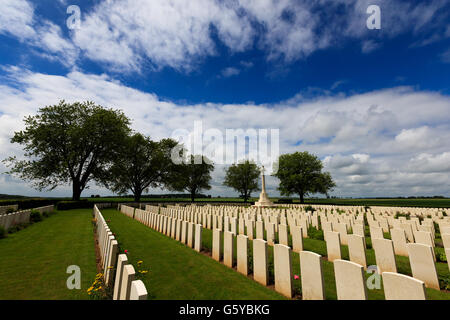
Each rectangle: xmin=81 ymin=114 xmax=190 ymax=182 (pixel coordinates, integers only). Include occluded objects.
xmin=4 ymin=100 xmax=335 ymax=203
xmin=95 ymin=194 xmax=213 ymax=199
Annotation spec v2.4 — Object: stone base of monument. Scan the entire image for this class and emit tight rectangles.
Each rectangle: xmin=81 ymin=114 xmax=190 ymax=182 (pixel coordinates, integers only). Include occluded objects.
xmin=253 ymin=202 xmax=278 ymax=208
xmin=253 ymin=192 xmax=277 ymax=208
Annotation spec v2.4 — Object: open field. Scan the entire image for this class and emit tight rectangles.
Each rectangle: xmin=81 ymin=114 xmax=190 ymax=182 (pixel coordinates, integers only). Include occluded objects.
xmin=2 ymin=196 xmax=449 ymax=209
xmin=0 ymin=209 xmax=97 ymax=300
xmin=86 ymin=197 xmax=450 ymax=208
xmin=302 ymin=198 xmax=450 ymax=208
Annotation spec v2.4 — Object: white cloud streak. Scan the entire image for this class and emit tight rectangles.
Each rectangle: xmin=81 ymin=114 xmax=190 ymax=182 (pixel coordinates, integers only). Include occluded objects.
xmin=0 ymin=0 xmax=78 ymax=66
xmin=1 ymin=0 xmax=449 ymax=71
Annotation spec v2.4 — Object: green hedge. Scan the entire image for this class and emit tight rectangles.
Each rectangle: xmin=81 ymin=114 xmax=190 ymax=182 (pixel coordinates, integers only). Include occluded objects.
xmin=277 ymin=198 xmax=293 ymax=204
xmin=56 ymin=200 xmax=94 ymax=211
xmin=0 ymin=198 xmax=58 ymax=210
xmin=30 ymin=210 xmax=42 ymax=223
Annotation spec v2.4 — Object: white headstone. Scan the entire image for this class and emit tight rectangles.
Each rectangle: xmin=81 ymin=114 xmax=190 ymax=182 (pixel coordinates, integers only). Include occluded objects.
xmin=129 ymin=280 xmax=148 ymax=300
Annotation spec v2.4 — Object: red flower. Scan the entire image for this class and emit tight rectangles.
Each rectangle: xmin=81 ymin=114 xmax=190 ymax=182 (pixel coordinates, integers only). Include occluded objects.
xmin=124 ymin=250 xmax=128 ymax=254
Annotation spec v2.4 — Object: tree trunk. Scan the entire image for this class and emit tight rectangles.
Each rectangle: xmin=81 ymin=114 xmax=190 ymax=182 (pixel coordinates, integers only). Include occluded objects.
xmin=134 ymin=191 xmax=142 ymax=203
xmin=299 ymin=193 xmax=304 ymax=204
xmin=191 ymin=192 xmax=195 ymax=203
xmin=72 ymin=180 xmax=82 ymax=201
xmin=243 ymin=189 xmax=249 ymax=203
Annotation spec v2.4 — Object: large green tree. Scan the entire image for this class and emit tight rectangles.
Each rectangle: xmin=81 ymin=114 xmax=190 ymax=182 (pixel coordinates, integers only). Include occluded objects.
xmin=4 ymin=100 xmax=131 ymax=200
xmin=168 ymin=155 xmax=215 ymax=202
xmin=273 ymin=151 xmax=336 ymax=203
xmin=223 ymin=160 xmax=260 ymax=202
xmin=102 ymin=133 xmax=179 ymax=202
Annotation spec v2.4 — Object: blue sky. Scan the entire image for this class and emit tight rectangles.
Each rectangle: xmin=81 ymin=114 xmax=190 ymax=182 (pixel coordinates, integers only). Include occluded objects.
xmin=0 ymin=0 xmax=450 ymax=198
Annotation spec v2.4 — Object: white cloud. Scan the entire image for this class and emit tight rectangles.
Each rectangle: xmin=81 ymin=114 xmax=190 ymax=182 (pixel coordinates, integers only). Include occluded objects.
xmin=240 ymin=61 xmax=254 ymax=69
xmin=1 ymin=0 xmax=449 ymax=72
xmin=72 ymin=0 xmax=253 ymax=72
xmin=71 ymin=0 xmax=449 ymax=71
xmin=352 ymin=154 xmax=370 ymax=163
xmin=407 ymin=152 xmax=450 ymax=173
xmin=0 ymin=0 xmax=78 ymax=67
xmin=323 ymin=154 xmax=371 ymax=176
xmin=0 ymin=0 xmax=35 ymax=40
xmin=394 ymin=126 xmax=442 ymax=150
xmin=34 ymin=21 xmax=78 ymax=66
xmin=1 ymin=67 xmax=450 ymax=197
xmin=220 ymin=67 xmax=241 ymax=78
xmin=441 ymin=48 xmax=450 ymax=63
xmin=361 ymin=40 xmax=381 ymax=54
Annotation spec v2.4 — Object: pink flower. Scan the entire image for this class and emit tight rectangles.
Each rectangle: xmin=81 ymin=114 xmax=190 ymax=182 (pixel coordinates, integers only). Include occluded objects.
xmin=294 ymin=275 xmax=300 ymax=280
xmin=124 ymin=250 xmax=128 ymax=254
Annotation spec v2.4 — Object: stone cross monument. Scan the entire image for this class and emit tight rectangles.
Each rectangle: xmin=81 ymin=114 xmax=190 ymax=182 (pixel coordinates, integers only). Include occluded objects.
xmin=253 ymin=166 xmax=276 ymax=207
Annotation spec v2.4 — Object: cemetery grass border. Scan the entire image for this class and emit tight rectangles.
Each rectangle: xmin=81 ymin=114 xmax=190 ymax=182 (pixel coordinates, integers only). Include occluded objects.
xmin=101 ymin=209 xmax=287 ymax=300
xmin=0 ymin=209 xmax=97 ymax=300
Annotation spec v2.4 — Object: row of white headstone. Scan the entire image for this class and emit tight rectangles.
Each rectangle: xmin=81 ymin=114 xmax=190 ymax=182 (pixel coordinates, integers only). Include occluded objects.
xmin=119 ymin=205 xmax=203 ymax=252
xmin=0 ymin=204 xmax=19 ymax=215
xmin=210 ymin=228 xmax=432 ymax=300
xmin=148 ymin=203 xmax=450 ymax=250
xmin=286 ymin=204 xmax=448 ymax=219
xmin=145 ymin=203 xmax=449 ymax=260
xmin=93 ymin=205 xmax=148 ymax=300
xmin=152 ymin=203 xmax=450 ymax=268
xmin=122 ymin=203 xmax=449 ymax=300
xmin=0 ymin=205 xmax=54 ymax=230
xmin=162 ymin=203 xmax=447 ymax=228
xmin=319 ymin=212 xmax=450 ymax=292
xmin=325 ymin=230 xmax=443 ymax=291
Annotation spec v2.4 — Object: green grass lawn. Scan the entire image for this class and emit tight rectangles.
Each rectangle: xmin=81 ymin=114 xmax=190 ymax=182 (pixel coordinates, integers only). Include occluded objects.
xmin=0 ymin=209 xmax=97 ymax=300
xmin=101 ymin=209 xmax=285 ymax=300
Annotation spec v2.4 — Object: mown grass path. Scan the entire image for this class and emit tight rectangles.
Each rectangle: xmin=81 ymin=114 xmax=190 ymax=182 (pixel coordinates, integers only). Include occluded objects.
xmin=101 ymin=209 xmax=285 ymax=300
xmin=0 ymin=209 xmax=97 ymax=300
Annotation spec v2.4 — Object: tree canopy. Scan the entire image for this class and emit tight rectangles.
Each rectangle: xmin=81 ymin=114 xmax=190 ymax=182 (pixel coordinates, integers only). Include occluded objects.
xmin=223 ymin=160 xmax=260 ymax=202
xmin=101 ymin=133 xmax=179 ymax=202
xmin=4 ymin=100 xmax=131 ymax=200
xmin=273 ymin=151 xmax=336 ymax=203
xmin=167 ymin=154 xmax=215 ymax=202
